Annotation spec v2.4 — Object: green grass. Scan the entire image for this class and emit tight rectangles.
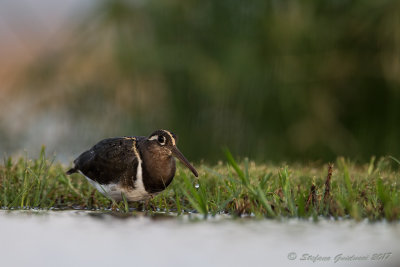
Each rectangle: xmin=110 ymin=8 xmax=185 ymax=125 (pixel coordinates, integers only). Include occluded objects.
xmin=0 ymin=147 xmax=399 ymax=221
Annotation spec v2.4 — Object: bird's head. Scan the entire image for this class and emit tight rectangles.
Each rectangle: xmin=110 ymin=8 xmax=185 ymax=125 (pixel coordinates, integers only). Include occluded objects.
xmin=147 ymin=129 xmax=198 ymax=177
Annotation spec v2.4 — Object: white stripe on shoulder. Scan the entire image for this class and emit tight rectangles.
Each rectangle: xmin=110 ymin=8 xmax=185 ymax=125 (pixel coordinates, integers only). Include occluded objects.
xmin=127 ymin=139 xmax=148 ymax=200
xmin=78 ymin=138 xmax=150 ymax=202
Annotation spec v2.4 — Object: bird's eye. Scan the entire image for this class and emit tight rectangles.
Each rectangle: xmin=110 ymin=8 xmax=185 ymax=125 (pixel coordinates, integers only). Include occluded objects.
xmin=158 ymin=136 xmax=165 ymax=144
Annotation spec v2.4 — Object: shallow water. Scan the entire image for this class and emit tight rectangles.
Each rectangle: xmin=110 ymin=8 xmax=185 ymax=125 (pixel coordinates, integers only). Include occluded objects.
xmin=0 ymin=211 xmax=399 ymax=267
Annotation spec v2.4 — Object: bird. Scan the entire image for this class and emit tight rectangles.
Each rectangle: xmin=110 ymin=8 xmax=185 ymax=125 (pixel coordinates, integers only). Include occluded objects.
xmin=66 ymin=129 xmax=198 ymax=201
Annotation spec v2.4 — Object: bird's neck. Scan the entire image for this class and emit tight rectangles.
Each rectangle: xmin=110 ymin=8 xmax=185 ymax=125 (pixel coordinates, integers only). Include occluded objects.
xmin=138 ymin=143 xmax=176 ymax=193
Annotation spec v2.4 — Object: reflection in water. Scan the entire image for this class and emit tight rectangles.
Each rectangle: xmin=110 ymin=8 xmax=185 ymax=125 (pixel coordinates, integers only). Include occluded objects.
xmin=0 ymin=211 xmax=399 ymax=267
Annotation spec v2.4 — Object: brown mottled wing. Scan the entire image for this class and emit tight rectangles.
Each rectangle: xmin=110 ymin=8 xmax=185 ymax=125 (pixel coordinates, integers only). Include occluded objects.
xmin=71 ymin=137 xmax=138 ymax=186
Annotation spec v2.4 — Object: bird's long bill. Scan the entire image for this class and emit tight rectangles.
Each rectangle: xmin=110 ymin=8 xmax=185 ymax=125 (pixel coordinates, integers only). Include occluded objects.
xmin=171 ymin=146 xmax=198 ymax=177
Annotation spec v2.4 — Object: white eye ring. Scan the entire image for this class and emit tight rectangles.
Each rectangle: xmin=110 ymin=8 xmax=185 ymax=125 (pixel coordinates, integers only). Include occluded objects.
xmin=148 ymin=135 xmax=158 ymax=141
xmin=157 ymin=135 xmax=166 ymax=145
xmin=148 ymin=135 xmax=166 ymax=145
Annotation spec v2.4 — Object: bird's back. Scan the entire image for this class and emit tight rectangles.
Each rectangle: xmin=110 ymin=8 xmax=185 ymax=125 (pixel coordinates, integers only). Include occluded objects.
xmin=67 ymin=137 xmax=139 ymax=186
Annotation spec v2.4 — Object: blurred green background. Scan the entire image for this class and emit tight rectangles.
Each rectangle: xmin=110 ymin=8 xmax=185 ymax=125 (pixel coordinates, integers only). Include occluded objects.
xmin=0 ymin=0 xmax=399 ymax=163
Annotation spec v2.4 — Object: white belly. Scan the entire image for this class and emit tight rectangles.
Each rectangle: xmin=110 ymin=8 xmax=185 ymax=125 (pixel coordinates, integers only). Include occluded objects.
xmin=84 ymin=176 xmax=150 ymax=201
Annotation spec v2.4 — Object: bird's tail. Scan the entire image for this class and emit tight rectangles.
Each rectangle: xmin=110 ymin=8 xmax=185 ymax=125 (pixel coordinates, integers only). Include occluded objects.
xmin=66 ymin=167 xmax=77 ymax=175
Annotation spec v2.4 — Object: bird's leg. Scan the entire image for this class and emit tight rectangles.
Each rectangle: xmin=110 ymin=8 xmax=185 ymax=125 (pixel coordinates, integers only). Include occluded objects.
xmin=111 ymin=200 xmax=118 ymax=212
xmin=144 ymin=195 xmax=156 ymax=213
xmin=89 ymin=189 xmax=96 ymax=209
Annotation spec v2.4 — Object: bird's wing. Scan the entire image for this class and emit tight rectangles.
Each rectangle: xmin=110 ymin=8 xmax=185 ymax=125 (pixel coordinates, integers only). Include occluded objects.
xmin=72 ymin=137 xmax=139 ymax=185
